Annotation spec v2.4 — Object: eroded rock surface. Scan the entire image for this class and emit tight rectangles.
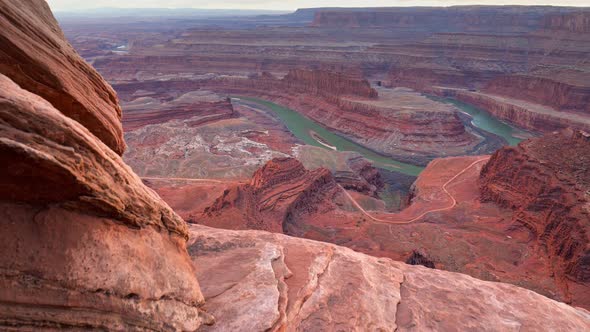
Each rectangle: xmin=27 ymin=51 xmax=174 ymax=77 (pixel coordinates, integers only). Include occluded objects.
xmin=0 ymin=72 xmax=210 ymax=331
xmin=0 ymin=0 xmax=125 ymax=154
xmin=189 ymin=224 xmax=590 ymax=331
xmin=202 ymin=158 xmax=340 ymax=233
xmin=282 ymin=69 xmax=378 ymax=98
xmin=0 ymin=2 xmax=208 ymax=328
xmin=481 ymin=129 xmax=590 ymax=308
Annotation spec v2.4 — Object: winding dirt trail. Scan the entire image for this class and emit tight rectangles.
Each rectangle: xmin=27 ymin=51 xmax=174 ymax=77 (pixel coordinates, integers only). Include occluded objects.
xmin=340 ymin=156 xmax=490 ymax=225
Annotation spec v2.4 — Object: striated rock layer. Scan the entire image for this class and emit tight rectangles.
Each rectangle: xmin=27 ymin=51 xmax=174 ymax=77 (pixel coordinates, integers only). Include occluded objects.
xmin=122 ymin=92 xmax=236 ymax=131
xmin=0 ymin=1 xmax=209 ymax=328
xmin=480 ymin=129 xmax=590 ymax=308
xmin=202 ymin=157 xmax=340 ymax=233
xmin=310 ymin=6 xmax=588 ymax=31
xmin=189 ymin=224 xmax=590 ymax=331
xmin=282 ymin=69 xmax=378 ymax=98
xmin=0 ymin=0 xmax=125 ymax=154
xmin=0 ymin=72 xmax=210 ymax=330
xmin=484 ymin=71 xmax=590 ymax=114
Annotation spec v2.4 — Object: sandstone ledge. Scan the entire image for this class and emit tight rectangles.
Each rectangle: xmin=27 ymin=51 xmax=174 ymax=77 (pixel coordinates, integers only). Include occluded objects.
xmin=189 ymin=224 xmax=590 ymax=331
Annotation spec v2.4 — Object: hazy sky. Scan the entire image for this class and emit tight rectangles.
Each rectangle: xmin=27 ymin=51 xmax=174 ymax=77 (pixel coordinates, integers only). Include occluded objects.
xmin=47 ymin=0 xmax=590 ymax=11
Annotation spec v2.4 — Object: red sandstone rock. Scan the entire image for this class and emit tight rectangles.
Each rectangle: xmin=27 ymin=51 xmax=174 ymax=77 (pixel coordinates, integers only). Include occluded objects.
xmin=0 ymin=2 xmax=209 ymax=328
xmin=282 ymin=69 xmax=378 ymax=98
xmin=202 ymin=157 xmax=340 ymax=233
xmin=480 ymin=129 xmax=590 ymax=308
xmin=0 ymin=0 xmax=125 ymax=154
xmin=6 ymin=2 xmax=590 ymax=329
xmin=189 ymin=224 xmax=590 ymax=331
xmin=484 ymin=71 xmax=590 ymax=114
xmin=122 ymin=92 xmax=236 ymax=131
xmin=0 ymin=74 xmax=210 ymax=330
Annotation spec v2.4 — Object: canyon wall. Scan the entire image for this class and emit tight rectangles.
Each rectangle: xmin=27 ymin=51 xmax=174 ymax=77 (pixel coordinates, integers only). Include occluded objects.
xmin=480 ymin=130 xmax=590 ymax=308
xmin=544 ymin=11 xmax=590 ymax=33
xmin=122 ymin=93 xmax=236 ymax=131
xmin=202 ymin=158 xmax=340 ymax=233
xmin=484 ymin=72 xmax=590 ymax=114
xmin=282 ymin=69 xmax=378 ymax=98
xmin=311 ymin=6 xmax=588 ymax=32
xmin=436 ymin=88 xmax=590 ymax=132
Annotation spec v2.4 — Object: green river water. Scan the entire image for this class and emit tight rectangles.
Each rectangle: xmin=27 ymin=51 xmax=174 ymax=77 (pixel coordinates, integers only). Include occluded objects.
xmin=429 ymin=96 xmax=525 ymax=146
xmin=234 ymin=96 xmax=525 ymax=177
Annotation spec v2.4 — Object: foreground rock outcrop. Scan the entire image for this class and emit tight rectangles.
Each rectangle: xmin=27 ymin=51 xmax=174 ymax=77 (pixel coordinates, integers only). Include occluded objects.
xmin=0 ymin=0 xmax=125 ymax=154
xmin=190 ymin=224 xmax=590 ymax=331
xmin=0 ymin=72 xmax=210 ymax=330
xmin=0 ymin=1 xmax=209 ymax=329
xmin=481 ymin=129 xmax=590 ymax=308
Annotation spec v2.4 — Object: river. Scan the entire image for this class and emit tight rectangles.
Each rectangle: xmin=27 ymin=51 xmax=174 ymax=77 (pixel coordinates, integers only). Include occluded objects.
xmin=428 ymin=96 xmax=525 ymax=146
xmin=233 ymin=96 xmax=526 ymax=177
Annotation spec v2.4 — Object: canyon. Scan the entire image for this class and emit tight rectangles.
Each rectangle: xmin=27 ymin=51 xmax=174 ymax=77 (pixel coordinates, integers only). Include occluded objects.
xmin=0 ymin=1 xmax=589 ymax=331
xmin=58 ymin=3 xmax=590 ymax=310
xmin=62 ymin=6 xmax=590 ymax=136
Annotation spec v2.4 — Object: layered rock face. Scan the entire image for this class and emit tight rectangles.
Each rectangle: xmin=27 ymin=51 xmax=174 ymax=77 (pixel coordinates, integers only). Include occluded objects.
xmin=484 ymin=71 xmax=590 ymax=114
xmin=0 ymin=73 xmax=209 ymax=331
xmin=0 ymin=0 xmax=125 ymax=154
xmin=202 ymin=158 xmax=339 ymax=233
xmin=311 ymin=6 xmax=582 ymax=31
xmin=336 ymin=153 xmax=383 ymax=196
xmin=282 ymin=69 xmax=378 ymax=98
xmin=544 ymin=11 xmax=590 ymax=33
xmin=480 ymin=130 xmax=590 ymax=308
xmin=189 ymin=224 xmax=590 ymax=331
xmin=437 ymin=87 xmax=590 ymax=132
xmin=122 ymin=92 xmax=236 ymax=131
